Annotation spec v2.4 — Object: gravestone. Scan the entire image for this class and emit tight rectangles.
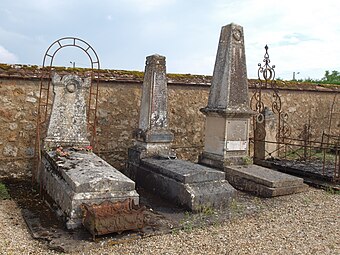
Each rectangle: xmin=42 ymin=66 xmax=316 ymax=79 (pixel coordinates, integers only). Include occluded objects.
xmin=199 ymin=23 xmax=306 ymax=197
xmin=41 ymin=73 xmax=139 ymax=229
xmin=135 ymin=54 xmax=174 ymax=157
xmin=127 ymin=54 xmax=235 ymax=210
xmin=199 ymin=23 xmax=255 ymax=168
xmin=44 ymin=73 xmax=91 ymax=148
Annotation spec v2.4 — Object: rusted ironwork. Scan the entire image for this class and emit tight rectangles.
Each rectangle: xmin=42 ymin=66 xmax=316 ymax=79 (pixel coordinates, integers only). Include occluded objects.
xmin=250 ymin=45 xmax=339 ymax=182
xmin=81 ymin=198 xmax=145 ymax=240
xmin=34 ymin=37 xmax=100 ymax=185
xmin=251 ymin=45 xmax=288 ymax=160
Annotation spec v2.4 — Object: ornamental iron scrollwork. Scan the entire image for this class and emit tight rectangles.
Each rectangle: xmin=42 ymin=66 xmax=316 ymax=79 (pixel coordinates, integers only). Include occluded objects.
xmin=251 ymin=45 xmax=291 ymax=156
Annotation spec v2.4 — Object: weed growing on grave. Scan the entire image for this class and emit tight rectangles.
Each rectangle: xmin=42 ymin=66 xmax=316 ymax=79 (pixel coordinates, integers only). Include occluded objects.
xmin=241 ymin=156 xmax=253 ymax=165
xmin=197 ymin=205 xmax=215 ymax=216
xmin=230 ymin=198 xmax=244 ymax=215
xmin=252 ymin=196 xmax=264 ymax=209
xmin=325 ymin=186 xmax=340 ymax=195
xmin=0 ymin=183 xmax=10 ymax=200
xmin=181 ymin=211 xmax=194 ymax=233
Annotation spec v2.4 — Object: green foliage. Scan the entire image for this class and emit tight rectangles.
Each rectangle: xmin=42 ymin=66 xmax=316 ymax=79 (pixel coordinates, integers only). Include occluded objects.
xmin=321 ymin=70 xmax=340 ymax=84
xmin=325 ymin=186 xmax=340 ymax=195
xmin=0 ymin=183 xmax=10 ymax=200
xmin=293 ymin=70 xmax=340 ymax=85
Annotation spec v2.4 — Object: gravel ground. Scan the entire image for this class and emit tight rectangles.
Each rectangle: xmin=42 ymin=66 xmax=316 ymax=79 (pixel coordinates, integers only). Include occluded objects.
xmin=0 ymin=187 xmax=339 ymax=255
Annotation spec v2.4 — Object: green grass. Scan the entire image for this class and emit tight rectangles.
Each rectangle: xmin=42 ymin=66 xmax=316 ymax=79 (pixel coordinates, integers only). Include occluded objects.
xmin=0 ymin=183 xmax=10 ymax=200
xmin=325 ymin=186 xmax=340 ymax=195
xmin=285 ymin=148 xmax=337 ymax=163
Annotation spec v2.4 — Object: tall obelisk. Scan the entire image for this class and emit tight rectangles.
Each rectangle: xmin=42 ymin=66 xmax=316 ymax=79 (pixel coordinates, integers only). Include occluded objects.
xmin=199 ymin=23 xmax=254 ymax=168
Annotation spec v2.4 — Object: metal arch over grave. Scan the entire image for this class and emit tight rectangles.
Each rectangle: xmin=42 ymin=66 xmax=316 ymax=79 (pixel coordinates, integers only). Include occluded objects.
xmin=35 ymin=37 xmax=141 ymax=230
xmin=35 ymin=37 xmax=100 ymax=169
xmin=250 ymin=46 xmax=340 ymax=183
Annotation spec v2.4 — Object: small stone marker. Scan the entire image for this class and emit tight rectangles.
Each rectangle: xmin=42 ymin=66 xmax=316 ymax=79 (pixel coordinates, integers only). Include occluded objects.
xmin=44 ymin=73 xmax=91 ymax=148
xmin=199 ymin=23 xmax=254 ymax=168
xmin=134 ymin=54 xmax=174 ymax=157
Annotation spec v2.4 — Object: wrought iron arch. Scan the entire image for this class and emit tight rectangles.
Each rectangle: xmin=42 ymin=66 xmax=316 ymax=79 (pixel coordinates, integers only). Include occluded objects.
xmin=42 ymin=37 xmax=100 ymax=69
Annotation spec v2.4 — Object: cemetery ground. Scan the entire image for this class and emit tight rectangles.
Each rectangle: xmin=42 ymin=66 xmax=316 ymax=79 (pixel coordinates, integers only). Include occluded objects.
xmin=0 ymin=178 xmax=339 ymax=255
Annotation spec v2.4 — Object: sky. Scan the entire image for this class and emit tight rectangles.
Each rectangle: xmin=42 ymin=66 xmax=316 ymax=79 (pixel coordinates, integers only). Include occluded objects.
xmin=0 ymin=0 xmax=339 ymax=80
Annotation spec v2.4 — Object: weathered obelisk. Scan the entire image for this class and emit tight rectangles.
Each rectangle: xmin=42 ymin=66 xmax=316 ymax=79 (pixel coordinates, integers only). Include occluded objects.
xmin=199 ymin=23 xmax=254 ymax=168
xmin=134 ymin=54 xmax=174 ymax=157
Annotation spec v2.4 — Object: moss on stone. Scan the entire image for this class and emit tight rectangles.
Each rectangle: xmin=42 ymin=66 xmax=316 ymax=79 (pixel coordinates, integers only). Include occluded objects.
xmin=0 ymin=63 xmax=12 ymax=70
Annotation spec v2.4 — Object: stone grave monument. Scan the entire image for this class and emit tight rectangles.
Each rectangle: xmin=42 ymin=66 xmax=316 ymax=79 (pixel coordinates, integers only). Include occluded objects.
xmin=134 ymin=54 xmax=174 ymax=158
xmin=41 ymin=72 xmax=139 ymax=229
xmin=127 ymin=54 xmax=235 ymax=211
xmin=199 ymin=23 xmax=307 ymax=197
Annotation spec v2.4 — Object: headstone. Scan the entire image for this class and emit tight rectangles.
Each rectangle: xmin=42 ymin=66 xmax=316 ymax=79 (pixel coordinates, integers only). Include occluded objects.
xmin=41 ymin=72 xmax=140 ymax=229
xmin=127 ymin=54 xmax=236 ymax=210
xmin=199 ymin=23 xmax=255 ymax=168
xmin=134 ymin=54 xmax=174 ymax=157
xmin=198 ymin=23 xmax=307 ymax=197
xmin=44 ymin=73 xmax=91 ymax=148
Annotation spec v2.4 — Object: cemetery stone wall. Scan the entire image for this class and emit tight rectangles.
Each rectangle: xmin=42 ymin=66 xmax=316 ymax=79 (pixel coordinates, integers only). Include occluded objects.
xmin=0 ymin=64 xmax=339 ymax=177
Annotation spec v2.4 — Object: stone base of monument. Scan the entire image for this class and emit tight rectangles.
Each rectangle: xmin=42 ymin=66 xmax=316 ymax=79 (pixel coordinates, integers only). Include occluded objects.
xmin=127 ymin=149 xmax=236 ymax=211
xmin=225 ymin=164 xmax=308 ymax=197
xmin=41 ymin=149 xmax=139 ymax=229
xmin=199 ymin=152 xmax=251 ymax=169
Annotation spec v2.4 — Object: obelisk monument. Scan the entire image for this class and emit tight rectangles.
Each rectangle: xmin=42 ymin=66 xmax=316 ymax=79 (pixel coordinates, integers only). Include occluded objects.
xmin=199 ymin=23 xmax=254 ymax=168
xmin=134 ymin=54 xmax=174 ymax=157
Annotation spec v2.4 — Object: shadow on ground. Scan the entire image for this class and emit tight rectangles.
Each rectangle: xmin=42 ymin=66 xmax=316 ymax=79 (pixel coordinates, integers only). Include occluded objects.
xmin=2 ymin=177 xmax=267 ymax=253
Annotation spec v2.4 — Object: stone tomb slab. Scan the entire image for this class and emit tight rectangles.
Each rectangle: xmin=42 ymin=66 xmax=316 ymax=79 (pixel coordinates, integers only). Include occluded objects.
xmin=42 ymin=150 xmax=139 ymax=229
xmin=225 ymin=164 xmax=307 ymax=197
xmin=135 ymin=158 xmax=236 ymax=211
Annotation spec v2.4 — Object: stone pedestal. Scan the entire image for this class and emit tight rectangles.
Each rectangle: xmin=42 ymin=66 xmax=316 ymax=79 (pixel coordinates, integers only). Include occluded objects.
xmin=199 ymin=23 xmax=254 ymax=168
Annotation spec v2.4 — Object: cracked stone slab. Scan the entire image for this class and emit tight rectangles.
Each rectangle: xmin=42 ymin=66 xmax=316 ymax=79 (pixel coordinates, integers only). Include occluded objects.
xmin=44 ymin=150 xmax=135 ymax=193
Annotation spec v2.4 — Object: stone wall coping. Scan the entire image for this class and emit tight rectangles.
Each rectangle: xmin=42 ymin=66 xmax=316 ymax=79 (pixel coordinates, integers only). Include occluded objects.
xmin=0 ymin=63 xmax=339 ymax=93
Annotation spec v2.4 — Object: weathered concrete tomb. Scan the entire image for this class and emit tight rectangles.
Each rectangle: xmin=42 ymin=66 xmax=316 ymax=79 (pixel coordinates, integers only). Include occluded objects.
xmin=40 ymin=72 xmax=139 ymax=229
xmin=127 ymin=54 xmax=236 ymax=211
xmin=199 ymin=23 xmax=307 ymax=197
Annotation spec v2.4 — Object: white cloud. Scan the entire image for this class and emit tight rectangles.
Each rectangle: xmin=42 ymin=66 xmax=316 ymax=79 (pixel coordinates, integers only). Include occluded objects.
xmin=0 ymin=45 xmax=18 ymax=63
xmin=209 ymin=0 xmax=340 ymax=79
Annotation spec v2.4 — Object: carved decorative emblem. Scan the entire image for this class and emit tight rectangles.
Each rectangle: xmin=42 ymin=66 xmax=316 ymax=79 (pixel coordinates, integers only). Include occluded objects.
xmin=66 ymin=80 xmax=78 ymax=93
xmin=232 ymin=28 xmax=242 ymax=41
